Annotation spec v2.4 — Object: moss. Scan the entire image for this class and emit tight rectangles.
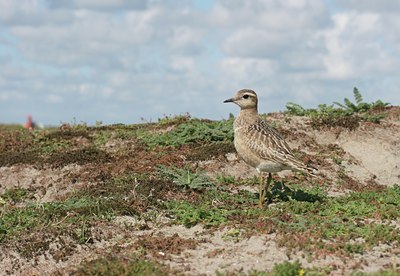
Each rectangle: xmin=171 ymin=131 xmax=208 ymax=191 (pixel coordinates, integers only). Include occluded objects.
xmin=186 ymin=142 xmax=235 ymax=161
xmin=46 ymin=147 xmax=112 ymax=168
xmin=0 ymin=150 xmax=42 ymax=167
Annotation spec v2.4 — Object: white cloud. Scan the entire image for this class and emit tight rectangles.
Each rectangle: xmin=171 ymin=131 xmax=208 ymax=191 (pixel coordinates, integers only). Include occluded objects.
xmin=169 ymin=56 xmax=196 ymax=72
xmin=46 ymin=94 xmax=63 ymax=103
xmin=47 ymin=0 xmax=147 ymax=11
xmin=0 ymin=0 xmax=400 ymax=124
xmin=319 ymin=11 xmax=398 ymax=80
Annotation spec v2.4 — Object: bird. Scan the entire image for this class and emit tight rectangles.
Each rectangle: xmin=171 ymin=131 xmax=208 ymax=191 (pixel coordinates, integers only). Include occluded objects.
xmin=224 ymin=89 xmax=316 ymax=207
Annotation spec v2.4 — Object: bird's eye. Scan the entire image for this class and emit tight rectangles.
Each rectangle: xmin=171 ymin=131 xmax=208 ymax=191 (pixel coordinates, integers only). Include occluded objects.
xmin=243 ymin=95 xmax=249 ymax=99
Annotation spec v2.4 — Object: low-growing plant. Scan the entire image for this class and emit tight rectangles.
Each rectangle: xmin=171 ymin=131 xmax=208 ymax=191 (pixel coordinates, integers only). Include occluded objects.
xmin=166 ymin=200 xmax=229 ymax=227
xmin=157 ymin=113 xmax=191 ymax=126
xmin=166 ymin=184 xmax=400 ymax=257
xmin=93 ymin=128 xmax=136 ymax=147
xmin=1 ymin=188 xmax=34 ymax=203
xmin=333 ymin=87 xmax=389 ymax=113
xmin=74 ymin=255 xmax=169 ymax=275
xmin=286 ymin=87 xmax=390 ymax=128
xmin=216 ymin=175 xmax=236 ymax=185
xmin=136 ymin=118 xmax=234 ymax=148
xmin=157 ymin=165 xmax=214 ymax=190
xmin=271 ymin=260 xmax=303 ymax=276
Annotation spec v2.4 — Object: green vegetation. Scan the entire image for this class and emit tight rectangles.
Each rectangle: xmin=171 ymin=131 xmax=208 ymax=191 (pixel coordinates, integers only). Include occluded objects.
xmin=157 ymin=113 xmax=192 ymax=126
xmin=74 ymin=255 xmax=169 ymax=276
xmin=332 ymin=87 xmax=389 ymax=114
xmin=286 ymin=87 xmax=390 ymax=128
xmin=157 ymin=165 xmax=214 ymax=190
xmin=0 ymin=197 xmax=105 ymax=242
xmin=1 ymin=188 xmax=34 ymax=203
xmin=136 ymin=117 xmax=234 ymax=148
xmin=167 ymin=199 xmax=229 ymax=227
xmin=4 ymin=175 xmax=398 ymax=258
xmin=166 ymin=183 xmax=400 ymax=254
xmin=271 ymin=260 xmax=303 ymax=276
xmin=92 ymin=126 xmax=137 ymax=146
xmin=32 ymin=130 xmax=73 ymax=153
xmin=0 ymin=173 xmax=178 ymax=242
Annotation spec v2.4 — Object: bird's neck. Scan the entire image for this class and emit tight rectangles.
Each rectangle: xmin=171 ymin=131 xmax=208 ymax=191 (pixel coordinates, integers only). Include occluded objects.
xmin=236 ymin=107 xmax=259 ymax=125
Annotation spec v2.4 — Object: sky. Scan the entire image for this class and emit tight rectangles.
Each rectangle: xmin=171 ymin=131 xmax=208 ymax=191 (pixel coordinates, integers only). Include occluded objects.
xmin=1 ymin=0 xmax=400 ymax=125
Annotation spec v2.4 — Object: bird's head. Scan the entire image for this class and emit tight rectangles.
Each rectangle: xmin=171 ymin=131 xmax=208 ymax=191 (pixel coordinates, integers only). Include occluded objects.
xmin=223 ymin=89 xmax=258 ymax=110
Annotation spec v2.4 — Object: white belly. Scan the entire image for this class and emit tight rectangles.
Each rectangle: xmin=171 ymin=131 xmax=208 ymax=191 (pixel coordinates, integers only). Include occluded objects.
xmin=256 ymin=161 xmax=292 ymax=173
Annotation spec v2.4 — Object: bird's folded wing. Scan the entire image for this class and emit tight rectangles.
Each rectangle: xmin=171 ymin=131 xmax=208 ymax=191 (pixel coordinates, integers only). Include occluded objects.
xmin=242 ymin=120 xmax=297 ymax=165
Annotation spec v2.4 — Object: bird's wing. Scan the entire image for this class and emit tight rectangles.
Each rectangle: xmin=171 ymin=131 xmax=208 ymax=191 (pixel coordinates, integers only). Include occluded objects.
xmin=242 ymin=119 xmax=312 ymax=172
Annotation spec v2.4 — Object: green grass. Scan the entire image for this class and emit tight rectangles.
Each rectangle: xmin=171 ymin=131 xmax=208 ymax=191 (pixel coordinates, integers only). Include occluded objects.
xmin=1 ymin=188 xmax=34 ymax=203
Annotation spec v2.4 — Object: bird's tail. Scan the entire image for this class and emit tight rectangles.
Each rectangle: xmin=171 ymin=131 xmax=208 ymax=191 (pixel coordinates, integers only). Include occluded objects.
xmin=302 ymin=165 xmax=318 ymax=177
xmin=287 ymin=156 xmax=318 ymax=177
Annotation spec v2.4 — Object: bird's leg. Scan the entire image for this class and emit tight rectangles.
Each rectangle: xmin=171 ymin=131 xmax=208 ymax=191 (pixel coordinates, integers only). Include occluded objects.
xmin=258 ymin=174 xmax=264 ymax=208
xmin=264 ymin=173 xmax=272 ymax=203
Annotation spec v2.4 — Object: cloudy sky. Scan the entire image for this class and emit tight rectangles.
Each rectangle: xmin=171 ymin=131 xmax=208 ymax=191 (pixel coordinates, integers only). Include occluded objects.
xmin=1 ymin=0 xmax=399 ymax=125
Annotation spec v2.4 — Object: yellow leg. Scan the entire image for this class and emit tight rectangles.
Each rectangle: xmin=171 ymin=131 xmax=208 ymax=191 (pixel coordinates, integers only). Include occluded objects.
xmin=259 ymin=173 xmax=272 ymax=208
xmin=265 ymin=173 xmax=272 ymax=201
xmin=259 ymin=174 xmax=264 ymax=208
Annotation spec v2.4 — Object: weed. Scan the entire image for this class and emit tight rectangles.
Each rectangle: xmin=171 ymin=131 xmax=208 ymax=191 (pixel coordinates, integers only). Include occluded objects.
xmin=166 ymin=188 xmax=257 ymax=228
xmin=332 ymin=156 xmax=343 ymax=165
xmin=136 ymin=118 xmax=234 ymax=148
xmin=166 ymin=184 xmax=400 ymax=257
xmin=34 ymin=136 xmax=72 ymax=153
xmin=286 ymin=87 xmax=390 ymax=128
xmin=157 ymin=165 xmax=214 ymax=190
xmin=222 ymin=228 xmax=241 ymax=240
xmin=333 ymin=87 xmax=389 ymax=113
xmin=157 ymin=113 xmax=191 ymax=126
xmin=216 ymin=175 xmax=236 ymax=185
xmin=0 ymin=174 xmax=163 ymax=241
xmin=166 ymin=200 xmax=228 ymax=227
xmin=351 ymin=269 xmax=400 ymax=276
xmin=76 ymin=220 xmax=92 ymax=244
xmin=272 ymin=260 xmax=303 ymax=276
xmin=0 ymin=197 xmax=100 ymax=242
xmin=268 ymin=181 xmax=325 ymax=203
xmin=73 ymin=255 xmax=169 ymax=276
xmin=1 ymin=188 xmax=34 ymax=203
xmin=93 ymin=128 xmax=136 ymax=147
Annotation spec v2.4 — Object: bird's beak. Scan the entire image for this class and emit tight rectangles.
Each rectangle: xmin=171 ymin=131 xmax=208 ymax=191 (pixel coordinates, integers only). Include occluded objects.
xmin=223 ymin=98 xmax=234 ymax=103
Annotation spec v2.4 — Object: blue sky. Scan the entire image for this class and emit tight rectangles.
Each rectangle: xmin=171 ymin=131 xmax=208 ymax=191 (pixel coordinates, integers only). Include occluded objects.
xmin=1 ymin=0 xmax=400 ymax=125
